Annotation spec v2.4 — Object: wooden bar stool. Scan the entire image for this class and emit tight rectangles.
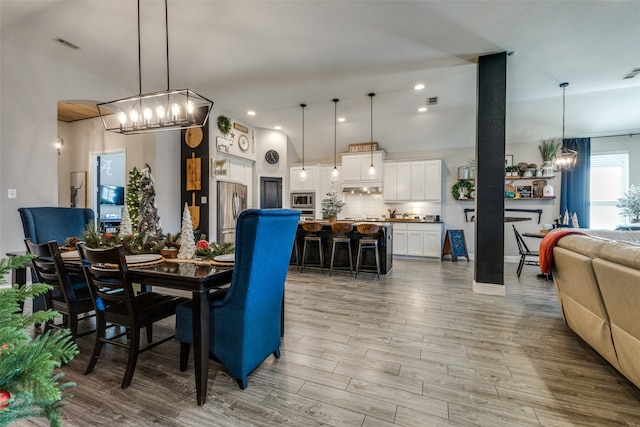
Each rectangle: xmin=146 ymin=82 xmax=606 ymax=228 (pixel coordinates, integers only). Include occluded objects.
xmin=330 ymin=222 xmax=354 ymax=277
xmin=301 ymin=222 xmax=324 ymax=273
xmin=355 ymin=223 xmax=381 ymax=279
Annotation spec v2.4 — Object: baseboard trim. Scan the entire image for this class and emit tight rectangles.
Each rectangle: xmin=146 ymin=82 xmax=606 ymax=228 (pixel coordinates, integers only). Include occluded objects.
xmin=472 ymin=280 xmax=506 ymax=296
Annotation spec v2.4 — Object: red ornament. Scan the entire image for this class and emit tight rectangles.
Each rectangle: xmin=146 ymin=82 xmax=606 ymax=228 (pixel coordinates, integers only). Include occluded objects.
xmin=0 ymin=390 xmax=10 ymax=409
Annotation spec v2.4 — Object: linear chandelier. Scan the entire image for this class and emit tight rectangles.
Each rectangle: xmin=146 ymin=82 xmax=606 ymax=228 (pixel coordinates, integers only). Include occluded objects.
xmin=97 ymin=0 xmax=213 ymax=135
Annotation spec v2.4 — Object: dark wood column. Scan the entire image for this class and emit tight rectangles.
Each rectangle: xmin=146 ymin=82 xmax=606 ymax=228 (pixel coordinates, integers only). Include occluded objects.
xmin=474 ymin=52 xmax=507 ymax=289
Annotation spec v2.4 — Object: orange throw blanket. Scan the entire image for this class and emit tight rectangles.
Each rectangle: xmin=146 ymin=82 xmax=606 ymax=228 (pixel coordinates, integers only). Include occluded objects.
xmin=539 ymin=230 xmax=585 ymax=274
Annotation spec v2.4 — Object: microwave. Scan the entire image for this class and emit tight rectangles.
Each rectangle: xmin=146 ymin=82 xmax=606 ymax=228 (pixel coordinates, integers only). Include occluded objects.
xmin=291 ymin=192 xmax=315 ymax=209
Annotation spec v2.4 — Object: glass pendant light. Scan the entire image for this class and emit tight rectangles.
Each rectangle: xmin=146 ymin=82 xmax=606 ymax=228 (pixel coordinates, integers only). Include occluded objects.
xmin=300 ymin=104 xmax=307 ymax=180
xmin=552 ymin=82 xmax=578 ymax=171
xmin=368 ymin=93 xmax=376 ymax=177
xmin=332 ymin=98 xmax=340 ymax=181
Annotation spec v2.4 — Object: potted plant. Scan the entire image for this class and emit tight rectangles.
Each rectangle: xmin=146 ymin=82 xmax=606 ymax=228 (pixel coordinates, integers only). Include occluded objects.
xmin=505 ymin=165 xmax=519 ymax=177
xmin=539 ymin=139 xmax=562 ymax=176
xmin=616 ymin=184 xmax=640 ymax=222
xmin=321 ymin=185 xmax=346 ymax=222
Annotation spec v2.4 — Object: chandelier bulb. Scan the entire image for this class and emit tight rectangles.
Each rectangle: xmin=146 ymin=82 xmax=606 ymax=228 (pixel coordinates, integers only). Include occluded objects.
xmin=129 ymin=109 xmax=139 ymax=124
xmin=332 ymin=167 xmax=340 ymax=179
xmin=187 ymin=100 xmax=194 ymax=114
xmin=300 ymin=168 xmax=307 ymax=180
xmin=171 ymin=103 xmax=181 ymax=120
xmin=156 ymin=105 xmax=166 ymax=122
xmin=369 ymin=164 xmax=376 ymax=177
xmin=118 ymin=112 xmax=127 ymax=125
xmin=143 ymin=108 xmax=153 ymax=124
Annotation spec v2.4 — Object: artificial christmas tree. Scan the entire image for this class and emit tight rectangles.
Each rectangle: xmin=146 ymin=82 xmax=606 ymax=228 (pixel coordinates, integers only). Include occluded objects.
xmin=119 ymin=204 xmax=133 ymax=236
xmin=137 ymin=164 xmax=163 ymax=248
xmin=178 ymin=203 xmax=196 ymax=260
xmin=125 ymin=167 xmax=143 ymax=234
xmin=0 ymin=255 xmax=78 ymax=427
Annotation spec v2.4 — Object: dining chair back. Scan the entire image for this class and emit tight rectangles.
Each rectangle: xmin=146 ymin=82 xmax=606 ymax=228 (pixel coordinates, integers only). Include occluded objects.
xmin=355 ymin=223 xmax=381 ymax=279
xmin=77 ymin=243 xmax=187 ymax=389
xmin=512 ymin=225 xmax=540 ymax=277
xmin=175 ymin=208 xmax=301 ymax=389
xmin=25 ymin=239 xmax=95 ymax=338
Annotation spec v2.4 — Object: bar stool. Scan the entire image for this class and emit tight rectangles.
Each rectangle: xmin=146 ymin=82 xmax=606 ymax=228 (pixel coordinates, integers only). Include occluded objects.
xmin=291 ymin=232 xmax=301 ymax=272
xmin=355 ymin=223 xmax=381 ymax=279
xmin=301 ymin=222 xmax=324 ymax=273
xmin=330 ymin=222 xmax=354 ymax=277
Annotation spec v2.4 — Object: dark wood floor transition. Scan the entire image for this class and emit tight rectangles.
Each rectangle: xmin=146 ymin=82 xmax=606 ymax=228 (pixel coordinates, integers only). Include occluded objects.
xmin=15 ymin=259 xmax=640 ymax=426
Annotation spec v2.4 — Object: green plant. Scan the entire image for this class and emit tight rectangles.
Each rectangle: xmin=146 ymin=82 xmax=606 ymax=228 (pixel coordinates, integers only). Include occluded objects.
xmin=0 ymin=255 xmax=78 ymax=427
xmin=616 ymin=184 xmax=640 ymax=219
xmin=539 ymin=139 xmax=562 ymax=162
xmin=217 ymin=115 xmax=231 ymax=137
xmin=505 ymin=165 xmax=518 ymax=173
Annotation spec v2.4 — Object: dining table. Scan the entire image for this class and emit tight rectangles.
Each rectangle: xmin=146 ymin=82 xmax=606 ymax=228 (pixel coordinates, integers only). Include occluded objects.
xmin=7 ymin=251 xmax=234 ymax=406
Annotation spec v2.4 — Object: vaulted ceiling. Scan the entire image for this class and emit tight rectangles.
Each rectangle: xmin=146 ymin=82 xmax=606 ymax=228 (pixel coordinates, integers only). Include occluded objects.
xmin=3 ymin=1 xmax=640 ymax=161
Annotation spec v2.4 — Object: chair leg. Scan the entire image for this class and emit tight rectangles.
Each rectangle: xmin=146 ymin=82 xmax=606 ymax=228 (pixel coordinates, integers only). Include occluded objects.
xmin=273 ymin=348 xmax=281 ymax=359
xmin=301 ymin=241 xmax=308 ymax=273
xmin=68 ymin=312 xmax=79 ymax=339
xmin=318 ymin=240 xmax=324 ymax=273
xmin=146 ymin=323 xmax=153 ymax=343
xmin=85 ymin=316 xmax=106 ymax=375
xmin=347 ymin=241 xmax=353 ymax=277
xmin=374 ymin=245 xmax=380 ymax=279
xmin=330 ymin=241 xmax=337 ymax=276
xmin=355 ymin=245 xmax=362 ymax=279
xmin=517 ymin=255 xmax=525 ymax=277
xmin=281 ymin=294 xmax=285 ymax=337
xmin=179 ymin=342 xmax=190 ymax=372
xmin=121 ymin=327 xmax=141 ymax=389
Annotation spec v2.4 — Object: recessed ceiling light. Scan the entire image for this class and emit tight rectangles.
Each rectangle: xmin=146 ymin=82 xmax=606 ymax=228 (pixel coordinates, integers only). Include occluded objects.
xmin=414 ymin=84 xmax=425 ymax=90
xmin=247 ymin=111 xmax=256 ymax=116
xmin=274 ymin=125 xmax=282 ymax=130
xmin=418 ymin=107 xmax=427 ymax=112
xmin=338 ymin=117 xmax=345 ymax=122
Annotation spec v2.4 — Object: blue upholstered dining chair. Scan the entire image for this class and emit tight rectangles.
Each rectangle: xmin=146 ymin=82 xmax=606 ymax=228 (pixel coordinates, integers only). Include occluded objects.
xmin=18 ymin=207 xmax=95 ymax=312
xmin=175 ymin=208 xmax=301 ymax=389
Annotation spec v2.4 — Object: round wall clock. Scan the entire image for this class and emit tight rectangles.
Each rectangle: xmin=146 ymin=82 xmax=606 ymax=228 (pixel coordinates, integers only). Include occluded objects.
xmin=238 ymin=134 xmax=249 ymax=151
xmin=185 ymin=127 xmax=203 ymax=148
xmin=265 ymin=149 xmax=279 ymax=164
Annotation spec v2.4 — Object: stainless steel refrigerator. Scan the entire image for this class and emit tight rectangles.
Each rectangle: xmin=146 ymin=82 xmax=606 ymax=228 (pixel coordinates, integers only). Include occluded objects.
xmin=217 ymin=181 xmax=248 ymax=243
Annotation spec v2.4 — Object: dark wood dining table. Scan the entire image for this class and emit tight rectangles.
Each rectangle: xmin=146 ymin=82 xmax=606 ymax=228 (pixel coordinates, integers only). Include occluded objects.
xmin=7 ymin=252 xmax=233 ymax=406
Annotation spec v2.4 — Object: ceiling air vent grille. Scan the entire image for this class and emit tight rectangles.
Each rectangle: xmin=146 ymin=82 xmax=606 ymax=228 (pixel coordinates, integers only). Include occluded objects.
xmin=53 ymin=37 xmax=81 ymax=50
xmin=427 ymin=96 xmax=438 ymax=105
xmin=621 ymin=67 xmax=640 ymax=80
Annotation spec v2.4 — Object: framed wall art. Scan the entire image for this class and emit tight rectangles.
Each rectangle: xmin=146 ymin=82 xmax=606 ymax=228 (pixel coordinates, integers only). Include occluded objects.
xmin=70 ymin=171 xmax=87 ymax=208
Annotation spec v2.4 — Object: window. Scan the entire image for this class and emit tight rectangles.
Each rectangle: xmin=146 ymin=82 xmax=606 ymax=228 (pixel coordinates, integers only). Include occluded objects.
xmin=590 ymin=152 xmax=629 ymax=229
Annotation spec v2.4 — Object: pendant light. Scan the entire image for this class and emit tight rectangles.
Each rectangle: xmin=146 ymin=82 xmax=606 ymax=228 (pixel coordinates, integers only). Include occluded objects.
xmin=332 ymin=98 xmax=340 ymax=181
xmin=97 ymin=0 xmax=213 ymax=135
xmin=299 ymin=104 xmax=307 ymax=180
xmin=552 ymin=82 xmax=578 ymax=171
xmin=368 ymin=93 xmax=376 ymax=177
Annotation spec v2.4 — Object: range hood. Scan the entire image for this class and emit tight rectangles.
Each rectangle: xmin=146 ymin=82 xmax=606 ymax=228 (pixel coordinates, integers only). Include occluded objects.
xmin=342 ymin=185 xmax=382 ymax=195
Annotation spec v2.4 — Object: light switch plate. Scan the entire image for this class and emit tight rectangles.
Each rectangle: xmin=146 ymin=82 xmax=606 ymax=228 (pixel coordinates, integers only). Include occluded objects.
xmin=8 ymin=189 xmax=17 ymax=199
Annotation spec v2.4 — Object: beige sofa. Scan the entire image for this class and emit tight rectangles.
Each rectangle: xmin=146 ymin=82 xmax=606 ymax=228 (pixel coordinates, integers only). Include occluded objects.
xmin=551 ymin=230 xmax=640 ymax=388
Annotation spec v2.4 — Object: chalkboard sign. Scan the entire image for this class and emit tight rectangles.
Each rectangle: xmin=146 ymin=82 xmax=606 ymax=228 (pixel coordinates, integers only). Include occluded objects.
xmin=441 ymin=229 xmax=469 ymax=262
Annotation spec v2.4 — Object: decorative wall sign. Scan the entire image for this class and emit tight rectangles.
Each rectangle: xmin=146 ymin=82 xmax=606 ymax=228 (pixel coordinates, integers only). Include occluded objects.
xmin=238 ymin=134 xmax=249 ymax=151
xmin=348 ymin=142 xmax=378 ymax=152
xmin=212 ymin=158 xmax=228 ymax=178
xmin=233 ymin=122 xmax=249 ymax=133
xmin=216 ymin=136 xmax=233 ymax=153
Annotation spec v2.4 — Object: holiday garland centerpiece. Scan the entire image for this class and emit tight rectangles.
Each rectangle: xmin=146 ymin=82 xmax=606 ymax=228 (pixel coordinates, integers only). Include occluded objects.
xmin=0 ymin=255 xmax=78 ymax=427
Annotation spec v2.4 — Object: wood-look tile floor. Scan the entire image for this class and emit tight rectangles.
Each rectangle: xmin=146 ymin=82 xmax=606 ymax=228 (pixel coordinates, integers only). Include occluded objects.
xmin=15 ymin=259 xmax=640 ymax=426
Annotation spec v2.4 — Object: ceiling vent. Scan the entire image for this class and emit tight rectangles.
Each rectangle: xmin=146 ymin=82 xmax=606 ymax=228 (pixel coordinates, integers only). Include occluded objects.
xmin=621 ymin=67 xmax=640 ymax=80
xmin=427 ymin=96 xmax=439 ymax=105
xmin=53 ymin=37 xmax=81 ymax=50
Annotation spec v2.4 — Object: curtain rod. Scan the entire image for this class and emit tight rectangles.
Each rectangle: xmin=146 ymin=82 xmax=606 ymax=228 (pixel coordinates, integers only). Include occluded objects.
xmin=586 ymin=132 xmax=640 ymax=139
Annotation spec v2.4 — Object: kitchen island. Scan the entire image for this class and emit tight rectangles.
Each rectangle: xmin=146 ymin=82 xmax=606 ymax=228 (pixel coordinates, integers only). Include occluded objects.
xmin=292 ymin=221 xmax=393 ymax=275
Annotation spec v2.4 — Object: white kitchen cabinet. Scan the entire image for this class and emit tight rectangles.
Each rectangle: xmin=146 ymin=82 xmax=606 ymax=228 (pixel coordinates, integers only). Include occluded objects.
xmin=392 ymin=223 xmax=408 ymax=255
xmin=392 ymin=222 xmax=442 ymax=258
xmin=290 ymin=166 xmax=317 ymax=191
xmin=384 ymin=159 xmax=441 ymax=202
xmin=340 ymin=152 xmax=384 ymax=183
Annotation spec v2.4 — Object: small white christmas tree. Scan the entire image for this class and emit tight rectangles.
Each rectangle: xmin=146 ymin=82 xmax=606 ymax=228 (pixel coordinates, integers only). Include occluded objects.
xmin=119 ymin=204 xmax=133 ymax=236
xmin=178 ymin=203 xmax=196 ymax=260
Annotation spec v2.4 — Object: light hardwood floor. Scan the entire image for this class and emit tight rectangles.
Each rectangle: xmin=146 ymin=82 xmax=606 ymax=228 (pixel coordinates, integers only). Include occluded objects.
xmin=15 ymin=259 xmax=640 ymax=426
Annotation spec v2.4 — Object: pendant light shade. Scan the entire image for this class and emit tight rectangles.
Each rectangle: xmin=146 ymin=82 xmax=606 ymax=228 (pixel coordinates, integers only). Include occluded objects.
xmin=299 ymin=104 xmax=307 ymax=180
xmin=98 ymin=0 xmax=213 ymax=135
xmin=552 ymin=82 xmax=578 ymax=171
xmin=368 ymin=93 xmax=376 ymax=177
xmin=332 ymin=98 xmax=340 ymax=180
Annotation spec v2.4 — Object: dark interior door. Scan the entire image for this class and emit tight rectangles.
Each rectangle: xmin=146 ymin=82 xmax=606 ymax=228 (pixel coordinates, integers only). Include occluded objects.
xmin=260 ymin=177 xmax=282 ymax=209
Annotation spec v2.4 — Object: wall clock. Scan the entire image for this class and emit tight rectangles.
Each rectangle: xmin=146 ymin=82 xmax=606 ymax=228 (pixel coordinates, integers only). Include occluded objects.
xmin=185 ymin=127 xmax=203 ymax=148
xmin=265 ymin=149 xmax=279 ymax=164
xmin=238 ymin=134 xmax=249 ymax=151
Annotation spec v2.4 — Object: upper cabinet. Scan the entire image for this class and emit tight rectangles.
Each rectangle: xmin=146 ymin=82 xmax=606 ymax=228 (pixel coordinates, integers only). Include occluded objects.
xmin=290 ymin=166 xmax=318 ymax=191
xmin=384 ymin=159 xmax=441 ymax=202
xmin=340 ymin=151 xmax=384 ymax=183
